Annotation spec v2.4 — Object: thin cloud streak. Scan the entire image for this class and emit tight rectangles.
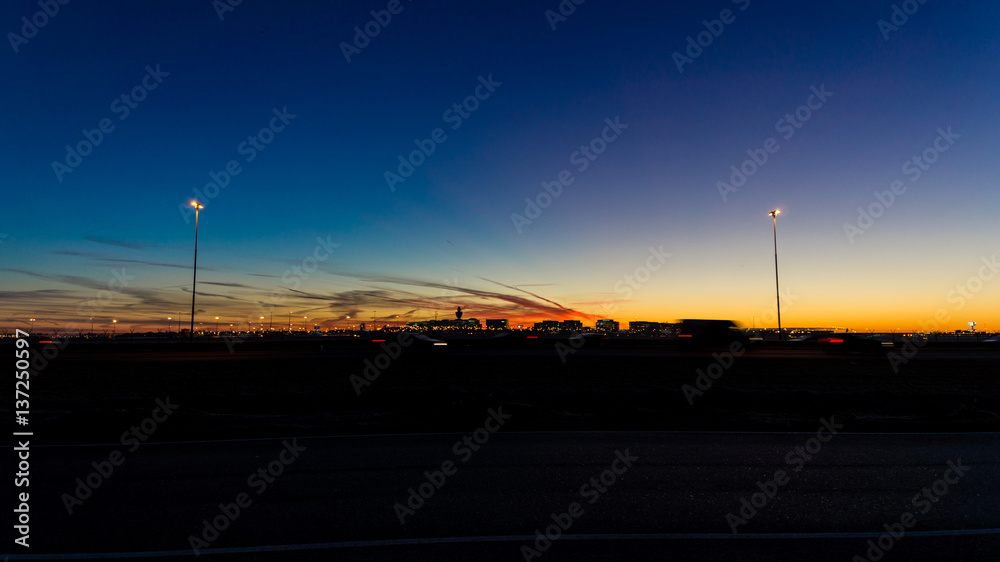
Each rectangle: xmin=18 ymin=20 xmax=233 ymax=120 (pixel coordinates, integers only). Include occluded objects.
xmin=82 ymin=232 xmax=146 ymax=250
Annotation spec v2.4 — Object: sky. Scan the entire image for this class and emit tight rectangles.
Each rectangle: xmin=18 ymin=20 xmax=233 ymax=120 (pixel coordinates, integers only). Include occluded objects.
xmin=2 ymin=0 xmax=999 ymax=333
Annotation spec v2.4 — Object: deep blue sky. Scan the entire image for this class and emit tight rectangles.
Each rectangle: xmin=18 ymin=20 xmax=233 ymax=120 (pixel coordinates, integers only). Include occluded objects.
xmin=3 ymin=1 xmax=999 ymax=332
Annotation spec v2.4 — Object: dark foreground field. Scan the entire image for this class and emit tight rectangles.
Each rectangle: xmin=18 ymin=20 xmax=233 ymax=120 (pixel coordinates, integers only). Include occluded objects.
xmin=7 ymin=339 xmax=1000 ymax=561
xmin=19 ymin=338 xmax=1000 ymax=443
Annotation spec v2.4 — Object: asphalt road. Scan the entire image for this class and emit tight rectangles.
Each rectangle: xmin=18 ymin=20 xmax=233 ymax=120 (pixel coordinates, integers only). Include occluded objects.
xmin=5 ymin=431 xmax=999 ymax=561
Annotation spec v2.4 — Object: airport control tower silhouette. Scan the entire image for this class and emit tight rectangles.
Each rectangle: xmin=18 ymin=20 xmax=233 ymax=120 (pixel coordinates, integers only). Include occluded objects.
xmin=455 ymin=306 xmax=463 ymax=320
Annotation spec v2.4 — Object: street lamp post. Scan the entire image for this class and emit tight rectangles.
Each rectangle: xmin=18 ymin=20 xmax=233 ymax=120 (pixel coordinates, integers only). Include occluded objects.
xmin=215 ymin=317 xmax=220 ymax=334
xmin=190 ymin=201 xmax=204 ymax=342
xmin=29 ymin=318 xmax=35 ymax=332
xmin=112 ymin=319 xmax=117 ymax=337
xmin=768 ymin=209 xmax=783 ymax=341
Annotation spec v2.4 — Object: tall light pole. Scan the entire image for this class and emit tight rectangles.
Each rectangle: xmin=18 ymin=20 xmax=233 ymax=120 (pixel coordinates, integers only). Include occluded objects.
xmin=769 ymin=209 xmax=783 ymax=341
xmin=29 ymin=318 xmax=35 ymax=332
xmin=190 ymin=201 xmax=204 ymax=342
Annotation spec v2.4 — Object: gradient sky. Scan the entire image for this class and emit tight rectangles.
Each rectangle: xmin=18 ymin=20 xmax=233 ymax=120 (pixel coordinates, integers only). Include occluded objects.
xmin=3 ymin=0 xmax=999 ymax=333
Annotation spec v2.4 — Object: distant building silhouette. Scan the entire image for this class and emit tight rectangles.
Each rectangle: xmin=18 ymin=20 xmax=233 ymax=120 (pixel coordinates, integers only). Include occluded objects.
xmin=485 ymin=319 xmax=508 ymax=330
xmin=629 ymin=321 xmax=666 ymax=335
xmin=407 ymin=317 xmax=480 ymax=330
xmin=561 ymin=320 xmax=583 ymax=332
xmin=533 ymin=320 xmax=560 ymax=332
xmin=596 ymin=319 xmax=619 ymax=332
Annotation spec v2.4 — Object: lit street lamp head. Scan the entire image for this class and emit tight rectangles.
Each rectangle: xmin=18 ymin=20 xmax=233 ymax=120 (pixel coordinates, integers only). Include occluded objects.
xmin=769 ymin=209 xmax=780 ymax=217
xmin=190 ymin=201 xmax=204 ymax=210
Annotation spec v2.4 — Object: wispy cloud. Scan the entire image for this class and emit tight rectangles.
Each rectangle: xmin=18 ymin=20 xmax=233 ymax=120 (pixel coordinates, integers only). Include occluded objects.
xmin=326 ymin=272 xmax=588 ymax=320
xmin=3 ymin=265 xmax=590 ymax=329
xmin=179 ymin=286 xmax=243 ymax=301
xmin=475 ymin=276 xmax=575 ymax=314
xmin=50 ymin=251 xmax=106 ymax=259
xmin=51 ymin=251 xmax=206 ymax=270
xmin=201 ymin=281 xmax=256 ymax=289
xmin=1 ymin=268 xmax=108 ymax=291
xmin=82 ymin=232 xmax=146 ymax=250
